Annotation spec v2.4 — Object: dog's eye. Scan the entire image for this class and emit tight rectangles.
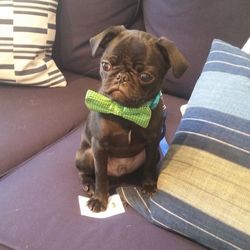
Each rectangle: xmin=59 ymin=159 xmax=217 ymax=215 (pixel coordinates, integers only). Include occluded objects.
xmin=139 ymin=72 xmax=154 ymax=84
xmin=101 ymin=61 xmax=112 ymax=72
xmin=134 ymin=63 xmax=144 ymax=72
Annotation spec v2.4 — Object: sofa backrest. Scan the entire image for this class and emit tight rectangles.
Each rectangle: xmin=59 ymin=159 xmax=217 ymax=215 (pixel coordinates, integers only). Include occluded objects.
xmin=143 ymin=0 xmax=250 ymax=99
xmin=54 ymin=0 xmax=250 ymax=99
xmin=53 ymin=0 xmax=144 ymax=79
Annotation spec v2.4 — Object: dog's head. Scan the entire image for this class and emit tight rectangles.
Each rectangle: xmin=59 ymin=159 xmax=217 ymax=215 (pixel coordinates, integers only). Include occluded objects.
xmin=90 ymin=26 xmax=188 ymax=107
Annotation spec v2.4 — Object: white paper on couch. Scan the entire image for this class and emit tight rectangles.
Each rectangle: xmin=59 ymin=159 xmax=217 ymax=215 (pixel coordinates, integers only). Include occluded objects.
xmin=78 ymin=194 xmax=125 ymax=218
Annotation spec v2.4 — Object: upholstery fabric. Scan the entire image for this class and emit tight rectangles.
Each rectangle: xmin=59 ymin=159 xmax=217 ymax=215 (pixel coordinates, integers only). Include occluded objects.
xmin=162 ymin=94 xmax=187 ymax=143
xmin=0 ymin=0 xmax=66 ymax=87
xmin=0 ymin=126 xmax=204 ymax=250
xmin=54 ymin=0 xmax=144 ymax=79
xmin=0 ymin=72 xmax=99 ymax=177
xmin=118 ymin=39 xmax=250 ymax=249
xmin=143 ymin=0 xmax=250 ymax=98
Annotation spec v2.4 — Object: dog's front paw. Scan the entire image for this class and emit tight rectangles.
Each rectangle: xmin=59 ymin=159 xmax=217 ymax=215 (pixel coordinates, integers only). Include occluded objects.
xmin=142 ymin=180 xmax=156 ymax=195
xmin=87 ymin=196 xmax=108 ymax=212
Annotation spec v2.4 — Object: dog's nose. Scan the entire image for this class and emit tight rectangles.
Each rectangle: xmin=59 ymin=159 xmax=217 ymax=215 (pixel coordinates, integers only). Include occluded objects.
xmin=116 ymin=73 xmax=129 ymax=84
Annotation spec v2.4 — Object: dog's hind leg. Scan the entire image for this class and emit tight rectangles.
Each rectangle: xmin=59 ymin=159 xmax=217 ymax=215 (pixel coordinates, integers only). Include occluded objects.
xmin=75 ymin=144 xmax=95 ymax=196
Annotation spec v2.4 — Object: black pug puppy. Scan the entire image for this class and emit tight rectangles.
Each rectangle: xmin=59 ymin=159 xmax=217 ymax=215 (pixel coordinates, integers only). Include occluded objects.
xmin=76 ymin=26 xmax=188 ymax=212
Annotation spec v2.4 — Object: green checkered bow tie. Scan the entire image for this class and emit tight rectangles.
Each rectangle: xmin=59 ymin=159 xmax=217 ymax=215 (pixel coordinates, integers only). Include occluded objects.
xmin=85 ymin=90 xmax=161 ymax=128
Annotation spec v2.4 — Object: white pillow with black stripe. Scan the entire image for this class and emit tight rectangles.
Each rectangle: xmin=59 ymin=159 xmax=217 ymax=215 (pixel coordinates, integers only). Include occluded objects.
xmin=0 ymin=0 xmax=66 ymax=87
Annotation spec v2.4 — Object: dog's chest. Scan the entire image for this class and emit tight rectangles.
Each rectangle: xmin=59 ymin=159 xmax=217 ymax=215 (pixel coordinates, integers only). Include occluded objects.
xmin=107 ymin=129 xmax=134 ymax=146
xmin=105 ymin=129 xmax=146 ymax=177
xmin=104 ymin=128 xmax=145 ymax=154
xmin=107 ymin=149 xmax=145 ymax=177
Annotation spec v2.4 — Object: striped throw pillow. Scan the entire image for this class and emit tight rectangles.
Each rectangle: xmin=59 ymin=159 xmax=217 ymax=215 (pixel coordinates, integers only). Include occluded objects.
xmin=118 ymin=39 xmax=250 ymax=249
xmin=0 ymin=0 xmax=66 ymax=87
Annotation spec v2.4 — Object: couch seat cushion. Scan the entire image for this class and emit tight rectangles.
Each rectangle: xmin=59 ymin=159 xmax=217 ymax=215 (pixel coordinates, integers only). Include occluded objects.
xmin=0 ymin=125 xmax=204 ymax=250
xmin=0 ymin=72 xmax=99 ymax=176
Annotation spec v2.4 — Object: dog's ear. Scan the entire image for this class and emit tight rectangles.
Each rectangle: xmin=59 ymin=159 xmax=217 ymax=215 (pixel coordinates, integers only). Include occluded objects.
xmin=90 ymin=25 xmax=126 ymax=57
xmin=156 ymin=37 xmax=188 ymax=78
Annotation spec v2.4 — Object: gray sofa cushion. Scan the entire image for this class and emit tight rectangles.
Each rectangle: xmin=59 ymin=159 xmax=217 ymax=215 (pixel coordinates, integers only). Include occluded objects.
xmin=143 ymin=0 xmax=250 ymax=98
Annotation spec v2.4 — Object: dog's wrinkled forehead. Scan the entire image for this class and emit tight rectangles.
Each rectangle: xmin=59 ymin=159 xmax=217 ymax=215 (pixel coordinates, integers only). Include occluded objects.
xmin=90 ymin=26 xmax=188 ymax=78
xmin=103 ymin=31 xmax=157 ymax=63
xmin=111 ymin=35 xmax=145 ymax=57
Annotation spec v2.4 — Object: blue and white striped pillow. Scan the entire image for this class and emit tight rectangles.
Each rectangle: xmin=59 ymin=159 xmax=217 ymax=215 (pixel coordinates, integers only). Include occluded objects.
xmin=0 ymin=0 xmax=66 ymax=87
xmin=118 ymin=39 xmax=250 ymax=249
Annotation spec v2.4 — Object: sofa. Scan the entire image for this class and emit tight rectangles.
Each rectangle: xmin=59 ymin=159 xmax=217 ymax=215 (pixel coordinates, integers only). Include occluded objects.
xmin=0 ymin=0 xmax=249 ymax=249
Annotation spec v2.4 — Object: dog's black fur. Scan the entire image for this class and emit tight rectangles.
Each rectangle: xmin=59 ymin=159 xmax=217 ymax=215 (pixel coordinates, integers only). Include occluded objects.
xmin=75 ymin=26 xmax=188 ymax=212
